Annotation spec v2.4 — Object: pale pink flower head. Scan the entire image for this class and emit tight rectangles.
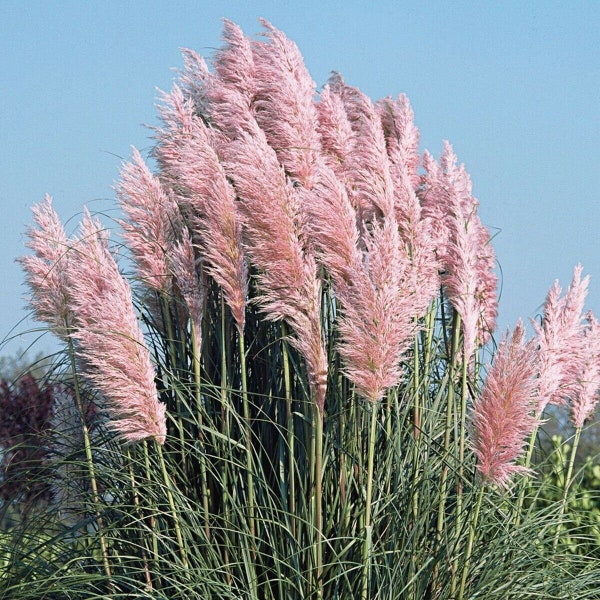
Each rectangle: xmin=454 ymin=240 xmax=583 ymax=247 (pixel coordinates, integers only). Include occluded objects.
xmin=18 ymin=195 xmax=75 ymax=338
xmin=206 ymin=19 xmax=256 ymax=140
xmin=335 ymin=218 xmax=417 ymax=402
xmin=471 ymin=321 xmax=539 ymax=488
xmin=170 ymin=233 xmax=205 ymax=337
xmin=315 ymin=84 xmax=355 ymax=177
xmin=328 ymin=73 xmax=395 ymax=219
xmin=533 ymin=264 xmax=589 ymax=413
xmin=67 ymin=209 xmax=167 ymax=445
xmin=420 ymin=143 xmax=498 ymax=357
xmin=303 ymin=162 xmax=420 ymax=403
xmin=570 ymin=311 xmax=600 ymax=428
xmin=214 ymin=19 xmax=256 ymax=98
xmin=377 ymin=97 xmax=439 ymax=318
xmin=376 ymin=94 xmax=421 ymax=190
xmin=224 ymin=126 xmax=328 ymax=411
xmin=178 ymin=47 xmax=211 ymax=117
xmin=162 ymin=110 xmax=247 ymax=332
xmin=252 ymin=18 xmax=321 ymax=188
xmin=117 ymin=148 xmax=180 ymax=294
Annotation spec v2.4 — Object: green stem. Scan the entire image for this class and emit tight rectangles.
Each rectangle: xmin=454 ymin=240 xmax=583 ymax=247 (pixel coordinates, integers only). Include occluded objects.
xmin=281 ymin=324 xmax=296 ymax=537
xmin=458 ymin=483 xmax=485 ymax=600
xmin=160 ymin=293 xmax=187 ymax=473
xmin=314 ymin=403 xmax=324 ymax=600
xmin=156 ymin=440 xmax=188 ymax=568
xmin=454 ymin=356 xmax=470 ymax=587
xmin=238 ymin=328 xmax=258 ymax=599
xmin=436 ymin=312 xmax=461 ymax=546
xmin=412 ymin=335 xmax=421 ymax=521
xmin=126 ymin=448 xmax=153 ymax=590
xmin=66 ymin=337 xmax=113 ymax=585
xmin=553 ymin=426 xmax=582 ymax=551
xmin=191 ymin=319 xmax=210 ymax=541
xmin=143 ymin=441 xmax=159 ymax=576
xmin=514 ymin=418 xmax=542 ymax=526
xmin=361 ymin=400 xmax=379 ymax=600
xmin=219 ymin=295 xmax=232 ymax=583
xmin=238 ymin=332 xmax=254 ymax=534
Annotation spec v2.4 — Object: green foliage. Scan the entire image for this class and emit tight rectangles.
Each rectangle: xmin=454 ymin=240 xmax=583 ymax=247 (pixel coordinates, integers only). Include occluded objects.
xmin=1 ymin=284 xmax=600 ymax=599
xmin=534 ymin=435 xmax=600 ymax=556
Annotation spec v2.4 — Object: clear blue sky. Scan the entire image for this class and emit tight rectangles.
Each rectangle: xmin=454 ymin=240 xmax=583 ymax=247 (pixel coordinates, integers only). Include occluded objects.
xmin=1 ymin=1 xmax=598 ymax=357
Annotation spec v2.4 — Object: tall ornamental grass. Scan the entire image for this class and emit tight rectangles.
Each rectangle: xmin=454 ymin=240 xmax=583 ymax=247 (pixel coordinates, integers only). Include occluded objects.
xmin=2 ymin=19 xmax=600 ymax=599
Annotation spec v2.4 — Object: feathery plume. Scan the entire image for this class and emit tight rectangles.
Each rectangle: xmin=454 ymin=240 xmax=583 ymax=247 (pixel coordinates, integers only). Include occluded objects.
xmin=18 ymin=195 xmax=74 ymax=338
xmin=224 ymin=125 xmax=328 ymax=410
xmin=177 ymin=47 xmax=212 ymax=120
xmin=117 ymin=148 xmax=180 ymax=294
xmin=420 ymin=143 xmax=498 ymax=356
xmin=157 ymin=93 xmax=247 ymax=331
xmin=570 ymin=311 xmax=600 ymax=428
xmin=252 ymin=19 xmax=321 ymax=188
xmin=336 ymin=218 xmax=417 ymax=402
xmin=376 ymin=94 xmax=421 ymax=190
xmin=316 ymin=84 xmax=356 ymax=178
xmin=533 ymin=264 xmax=589 ymax=414
xmin=302 ymin=165 xmax=419 ymax=403
xmin=67 ymin=210 xmax=166 ymax=444
xmin=377 ymin=95 xmax=439 ymax=317
xmin=206 ymin=19 xmax=256 ymax=140
xmin=170 ymin=233 xmax=205 ymax=336
xmin=328 ymin=74 xmax=395 ymax=219
xmin=471 ymin=321 xmax=539 ymax=488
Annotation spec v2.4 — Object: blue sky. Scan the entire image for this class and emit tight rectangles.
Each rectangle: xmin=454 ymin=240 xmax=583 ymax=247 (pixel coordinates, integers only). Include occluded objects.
xmin=1 ymin=1 xmax=598 ymax=357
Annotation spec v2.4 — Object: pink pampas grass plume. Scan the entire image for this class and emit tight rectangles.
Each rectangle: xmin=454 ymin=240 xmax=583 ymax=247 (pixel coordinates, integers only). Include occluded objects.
xmin=420 ymin=143 xmax=498 ymax=356
xmin=205 ymin=20 xmax=257 ymax=140
xmin=533 ymin=264 xmax=589 ymax=414
xmin=328 ymin=74 xmax=395 ymax=219
xmin=252 ymin=19 xmax=321 ymax=188
xmin=471 ymin=321 xmax=539 ymax=488
xmin=336 ymin=218 xmax=418 ymax=402
xmin=177 ymin=47 xmax=212 ymax=121
xmin=376 ymin=94 xmax=421 ymax=190
xmin=18 ymin=195 xmax=75 ymax=338
xmin=67 ymin=210 xmax=167 ymax=445
xmin=316 ymin=84 xmax=356 ymax=181
xmin=157 ymin=90 xmax=247 ymax=331
xmin=117 ymin=148 xmax=180 ymax=294
xmin=302 ymin=165 xmax=421 ymax=403
xmin=376 ymin=96 xmax=439 ymax=317
xmin=570 ymin=311 xmax=600 ymax=428
xmin=224 ymin=124 xmax=328 ymax=411
xmin=170 ymin=233 xmax=205 ymax=336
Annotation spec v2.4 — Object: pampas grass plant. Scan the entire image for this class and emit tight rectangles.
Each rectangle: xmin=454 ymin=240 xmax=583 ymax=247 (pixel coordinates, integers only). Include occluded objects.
xmin=2 ymin=19 xmax=600 ymax=600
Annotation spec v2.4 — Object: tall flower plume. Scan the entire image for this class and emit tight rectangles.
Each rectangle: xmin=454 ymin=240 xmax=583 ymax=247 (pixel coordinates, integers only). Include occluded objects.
xmin=376 ymin=94 xmax=421 ymax=190
xmin=117 ymin=147 xmax=180 ymax=295
xmin=205 ymin=19 xmax=256 ymax=140
xmin=67 ymin=209 xmax=167 ymax=444
xmin=252 ymin=18 xmax=321 ymax=188
xmin=471 ymin=321 xmax=539 ymax=488
xmin=156 ymin=87 xmax=247 ymax=331
xmin=328 ymin=73 xmax=396 ymax=219
xmin=420 ymin=143 xmax=498 ymax=357
xmin=377 ymin=94 xmax=439 ymax=317
xmin=18 ymin=195 xmax=74 ymax=338
xmin=224 ymin=124 xmax=328 ymax=410
xmin=533 ymin=264 xmax=589 ymax=414
xmin=570 ymin=311 xmax=600 ymax=428
xmin=200 ymin=21 xmax=328 ymax=409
